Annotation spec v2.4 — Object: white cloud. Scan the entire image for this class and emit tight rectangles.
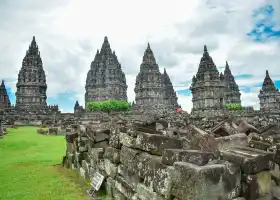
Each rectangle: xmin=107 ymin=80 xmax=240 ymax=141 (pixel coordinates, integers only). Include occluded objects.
xmin=0 ymin=0 xmax=279 ymax=112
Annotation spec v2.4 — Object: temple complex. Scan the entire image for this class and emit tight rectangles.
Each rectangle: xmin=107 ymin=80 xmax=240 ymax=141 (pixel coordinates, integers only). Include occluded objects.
xmin=222 ymin=61 xmax=241 ymax=104
xmin=258 ymin=70 xmax=280 ymax=111
xmin=134 ymin=44 xmax=179 ymax=111
xmin=190 ymin=45 xmax=225 ymax=112
xmin=85 ymin=36 xmax=127 ymax=106
xmin=0 ymin=80 xmax=11 ymax=110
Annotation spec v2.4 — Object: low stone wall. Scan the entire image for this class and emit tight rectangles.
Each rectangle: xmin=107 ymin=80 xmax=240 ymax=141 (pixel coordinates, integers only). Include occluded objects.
xmin=62 ymin=116 xmax=280 ymax=200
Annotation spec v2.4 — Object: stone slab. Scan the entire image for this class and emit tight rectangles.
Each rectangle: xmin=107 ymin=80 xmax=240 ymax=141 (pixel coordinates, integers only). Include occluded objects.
xmin=162 ymin=149 xmax=215 ymax=166
xmin=171 ymin=161 xmax=241 ymax=200
xmin=220 ymin=146 xmax=274 ymax=174
xmin=135 ymin=132 xmax=183 ymax=155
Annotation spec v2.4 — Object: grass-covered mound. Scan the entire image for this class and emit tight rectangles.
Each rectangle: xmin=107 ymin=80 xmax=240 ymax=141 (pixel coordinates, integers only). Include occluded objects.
xmin=0 ymin=127 xmax=107 ymax=200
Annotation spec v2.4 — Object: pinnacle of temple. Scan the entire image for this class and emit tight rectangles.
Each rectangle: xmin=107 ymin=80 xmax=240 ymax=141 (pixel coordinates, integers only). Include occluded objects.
xmin=190 ymin=45 xmax=225 ymax=112
xmin=134 ymin=43 xmax=177 ymax=111
xmin=196 ymin=45 xmax=219 ymax=79
xmin=223 ymin=61 xmax=241 ymax=104
xmin=258 ymin=70 xmax=280 ymax=111
xmin=162 ymin=68 xmax=179 ymax=109
xmin=74 ymin=100 xmax=83 ymax=113
xmin=261 ymin=70 xmax=278 ymax=92
xmin=0 ymin=80 xmax=11 ymax=109
xmin=85 ymin=36 xmax=127 ymax=106
xmin=15 ymin=36 xmax=48 ymax=111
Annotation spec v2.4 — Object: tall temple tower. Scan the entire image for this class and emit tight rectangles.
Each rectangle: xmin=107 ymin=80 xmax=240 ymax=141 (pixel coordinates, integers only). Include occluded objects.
xmin=0 ymin=80 xmax=11 ymax=110
xmin=190 ymin=45 xmax=225 ymax=112
xmin=162 ymin=68 xmax=179 ymax=108
xmin=258 ymin=70 xmax=280 ymax=111
xmin=134 ymin=43 xmax=178 ymax=111
xmin=15 ymin=36 xmax=48 ymax=110
xmin=222 ymin=61 xmax=241 ymax=104
xmin=85 ymin=36 xmax=127 ymax=106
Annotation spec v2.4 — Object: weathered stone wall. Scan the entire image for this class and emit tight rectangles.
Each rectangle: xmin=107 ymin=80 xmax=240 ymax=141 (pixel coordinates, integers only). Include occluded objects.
xmin=62 ymin=113 xmax=280 ymax=200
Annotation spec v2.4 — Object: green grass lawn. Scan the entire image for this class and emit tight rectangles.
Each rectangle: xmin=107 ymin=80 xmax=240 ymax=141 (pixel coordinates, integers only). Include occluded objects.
xmin=0 ymin=127 xmax=107 ymax=200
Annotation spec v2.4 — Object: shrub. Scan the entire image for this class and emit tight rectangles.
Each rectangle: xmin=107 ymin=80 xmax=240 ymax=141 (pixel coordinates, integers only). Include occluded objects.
xmin=87 ymin=100 xmax=131 ymax=112
xmin=226 ymin=103 xmax=243 ymax=111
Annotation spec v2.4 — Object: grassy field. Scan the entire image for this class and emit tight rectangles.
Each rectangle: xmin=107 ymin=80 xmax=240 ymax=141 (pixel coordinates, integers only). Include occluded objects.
xmin=0 ymin=127 xmax=107 ymax=200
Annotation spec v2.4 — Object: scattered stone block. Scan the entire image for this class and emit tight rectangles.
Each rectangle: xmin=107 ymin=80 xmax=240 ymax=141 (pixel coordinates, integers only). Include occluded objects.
xmin=135 ymin=132 xmax=183 ymax=155
xmin=143 ymin=158 xmax=173 ymax=198
xmin=119 ymin=132 xmax=136 ymax=147
xmin=220 ymin=146 xmax=274 ymax=174
xmin=215 ymin=133 xmax=248 ymax=149
xmin=105 ymin=177 xmax=115 ymax=197
xmin=48 ymin=127 xmax=58 ymax=135
xmin=104 ymin=159 xmax=118 ymax=178
xmin=114 ymin=175 xmax=134 ymax=199
xmin=135 ymin=183 xmax=166 ymax=200
xmin=242 ymin=171 xmax=271 ymax=200
xmin=118 ymin=164 xmax=140 ymax=190
xmin=171 ymin=162 xmax=241 ymax=200
xmin=104 ymin=146 xmax=121 ymax=163
xmin=162 ymin=149 xmax=215 ymax=166
xmin=89 ymin=148 xmax=104 ymax=160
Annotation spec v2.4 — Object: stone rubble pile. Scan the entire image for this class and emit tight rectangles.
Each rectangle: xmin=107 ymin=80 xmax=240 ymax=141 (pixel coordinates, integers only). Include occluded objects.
xmin=62 ymin=114 xmax=280 ymax=200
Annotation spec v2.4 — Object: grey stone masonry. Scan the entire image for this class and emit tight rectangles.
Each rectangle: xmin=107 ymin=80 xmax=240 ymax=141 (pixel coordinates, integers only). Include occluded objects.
xmin=134 ymin=43 xmax=179 ymax=111
xmin=15 ymin=36 xmax=48 ymax=111
xmin=222 ymin=61 xmax=241 ymax=105
xmin=162 ymin=68 xmax=180 ymax=109
xmin=190 ymin=45 xmax=225 ymax=112
xmin=258 ymin=70 xmax=280 ymax=112
xmin=85 ymin=36 xmax=128 ymax=106
xmin=0 ymin=80 xmax=11 ymax=110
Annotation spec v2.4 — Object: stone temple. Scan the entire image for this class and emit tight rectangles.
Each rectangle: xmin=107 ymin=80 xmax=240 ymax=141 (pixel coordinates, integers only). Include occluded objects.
xmin=85 ymin=37 xmax=128 ymax=106
xmin=258 ymin=70 xmax=280 ymax=111
xmin=15 ymin=36 xmax=59 ymax=112
xmin=0 ymin=80 xmax=11 ymax=110
xmin=190 ymin=45 xmax=241 ymax=112
xmin=133 ymin=43 xmax=179 ymax=111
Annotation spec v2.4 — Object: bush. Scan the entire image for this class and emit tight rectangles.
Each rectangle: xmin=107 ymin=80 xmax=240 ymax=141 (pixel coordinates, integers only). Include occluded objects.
xmin=87 ymin=100 xmax=131 ymax=112
xmin=226 ymin=103 xmax=243 ymax=111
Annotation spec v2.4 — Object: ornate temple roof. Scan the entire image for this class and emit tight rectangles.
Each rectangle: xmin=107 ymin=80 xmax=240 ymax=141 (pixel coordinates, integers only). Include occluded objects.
xmin=195 ymin=45 xmax=219 ymax=82
xmin=223 ymin=61 xmax=240 ymax=92
xmin=261 ymin=70 xmax=278 ymax=93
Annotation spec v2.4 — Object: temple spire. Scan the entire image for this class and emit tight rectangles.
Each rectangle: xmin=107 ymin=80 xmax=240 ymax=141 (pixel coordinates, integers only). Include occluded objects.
xmin=100 ymin=36 xmax=112 ymax=54
xmin=1 ymin=80 xmax=4 ymax=86
xmin=204 ymin=45 xmax=208 ymax=53
xmin=142 ymin=43 xmax=156 ymax=64
xmin=261 ymin=70 xmax=277 ymax=92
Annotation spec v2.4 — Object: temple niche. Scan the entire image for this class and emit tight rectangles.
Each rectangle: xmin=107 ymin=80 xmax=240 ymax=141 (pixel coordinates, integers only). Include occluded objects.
xmin=134 ymin=43 xmax=179 ymax=111
xmin=15 ymin=36 xmax=59 ymax=113
xmin=258 ymin=70 xmax=280 ymax=112
xmin=85 ymin=36 xmax=128 ymax=106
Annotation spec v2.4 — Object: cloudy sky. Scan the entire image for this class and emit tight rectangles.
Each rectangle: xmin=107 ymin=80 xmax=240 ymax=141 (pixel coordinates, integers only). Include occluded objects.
xmin=0 ymin=0 xmax=279 ymax=113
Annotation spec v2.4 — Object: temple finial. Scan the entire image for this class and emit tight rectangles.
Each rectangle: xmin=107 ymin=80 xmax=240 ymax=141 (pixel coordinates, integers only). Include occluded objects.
xmin=225 ymin=61 xmax=230 ymax=71
xmin=204 ymin=45 xmax=208 ymax=52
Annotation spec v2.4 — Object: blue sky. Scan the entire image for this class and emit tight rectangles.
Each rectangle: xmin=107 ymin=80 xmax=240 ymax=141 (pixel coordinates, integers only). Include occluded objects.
xmin=1 ymin=0 xmax=280 ymax=113
xmin=177 ymin=3 xmax=280 ymax=98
